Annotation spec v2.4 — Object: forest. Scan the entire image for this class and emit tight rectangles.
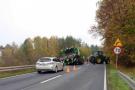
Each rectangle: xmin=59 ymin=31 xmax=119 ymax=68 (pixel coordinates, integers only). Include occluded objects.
xmin=0 ymin=36 xmax=94 ymax=66
xmin=92 ymin=0 xmax=135 ymax=67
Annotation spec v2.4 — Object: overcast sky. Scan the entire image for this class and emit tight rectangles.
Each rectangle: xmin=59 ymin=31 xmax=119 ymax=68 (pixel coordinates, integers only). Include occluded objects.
xmin=0 ymin=0 xmax=101 ymax=46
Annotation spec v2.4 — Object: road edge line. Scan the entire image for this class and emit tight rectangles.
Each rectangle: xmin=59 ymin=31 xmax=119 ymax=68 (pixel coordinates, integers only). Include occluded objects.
xmin=40 ymin=75 xmax=62 ymax=84
xmin=104 ymin=64 xmax=107 ymax=90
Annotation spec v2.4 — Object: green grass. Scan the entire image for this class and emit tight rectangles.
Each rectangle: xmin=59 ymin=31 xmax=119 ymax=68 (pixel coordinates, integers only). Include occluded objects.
xmin=0 ymin=68 xmax=36 ymax=78
xmin=107 ymin=65 xmax=132 ymax=90
xmin=119 ymin=67 xmax=135 ymax=81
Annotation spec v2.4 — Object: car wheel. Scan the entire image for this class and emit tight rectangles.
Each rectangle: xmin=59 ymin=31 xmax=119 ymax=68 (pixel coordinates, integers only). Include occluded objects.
xmin=61 ymin=66 xmax=64 ymax=71
xmin=54 ymin=66 xmax=58 ymax=73
xmin=37 ymin=71 xmax=42 ymax=74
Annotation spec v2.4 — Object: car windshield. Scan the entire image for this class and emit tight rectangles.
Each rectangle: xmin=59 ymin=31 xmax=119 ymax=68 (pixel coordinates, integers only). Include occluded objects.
xmin=39 ymin=58 xmax=51 ymax=62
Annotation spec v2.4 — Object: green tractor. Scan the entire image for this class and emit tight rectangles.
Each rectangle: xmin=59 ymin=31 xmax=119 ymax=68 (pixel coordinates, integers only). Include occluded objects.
xmin=59 ymin=48 xmax=84 ymax=65
xmin=90 ymin=51 xmax=110 ymax=64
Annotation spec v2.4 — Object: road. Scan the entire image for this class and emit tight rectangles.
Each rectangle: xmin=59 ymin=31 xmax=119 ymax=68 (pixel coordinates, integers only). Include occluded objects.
xmin=0 ymin=64 xmax=106 ymax=90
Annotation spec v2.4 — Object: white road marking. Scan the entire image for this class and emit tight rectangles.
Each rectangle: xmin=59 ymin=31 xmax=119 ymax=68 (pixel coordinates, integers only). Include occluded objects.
xmin=40 ymin=75 xmax=62 ymax=84
xmin=104 ymin=64 xmax=107 ymax=90
xmin=78 ymin=67 xmax=81 ymax=70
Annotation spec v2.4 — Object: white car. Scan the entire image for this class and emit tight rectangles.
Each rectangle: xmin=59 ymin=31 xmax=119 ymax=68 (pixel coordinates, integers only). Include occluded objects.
xmin=36 ymin=57 xmax=64 ymax=73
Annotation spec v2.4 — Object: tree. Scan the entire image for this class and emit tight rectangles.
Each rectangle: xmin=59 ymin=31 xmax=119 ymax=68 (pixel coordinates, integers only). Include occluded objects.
xmin=79 ymin=44 xmax=91 ymax=57
xmin=48 ymin=36 xmax=60 ymax=56
xmin=94 ymin=0 xmax=135 ymax=66
xmin=58 ymin=38 xmax=66 ymax=49
xmin=34 ymin=36 xmax=44 ymax=59
xmin=65 ymin=36 xmax=81 ymax=48
xmin=0 ymin=36 xmax=86 ymax=66
xmin=90 ymin=45 xmax=100 ymax=55
xmin=42 ymin=37 xmax=49 ymax=56
xmin=21 ymin=38 xmax=35 ymax=64
xmin=1 ymin=43 xmax=20 ymax=66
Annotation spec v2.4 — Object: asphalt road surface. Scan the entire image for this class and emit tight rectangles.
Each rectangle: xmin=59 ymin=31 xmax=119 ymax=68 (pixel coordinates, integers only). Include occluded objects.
xmin=0 ymin=64 xmax=106 ymax=90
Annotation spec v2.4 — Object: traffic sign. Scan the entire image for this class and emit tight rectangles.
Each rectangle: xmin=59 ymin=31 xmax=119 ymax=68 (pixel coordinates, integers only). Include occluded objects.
xmin=113 ymin=38 xmax=122 ymax=47
xmin=113 ymin=47 xmax=121 ymax=54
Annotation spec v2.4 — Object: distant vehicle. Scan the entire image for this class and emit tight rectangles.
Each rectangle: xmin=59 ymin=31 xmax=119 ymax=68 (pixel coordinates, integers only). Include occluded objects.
xmin=36 ymin=57 xmax=64 ymax=73
xmin=90 ymin=51 xmax=110 ymax=64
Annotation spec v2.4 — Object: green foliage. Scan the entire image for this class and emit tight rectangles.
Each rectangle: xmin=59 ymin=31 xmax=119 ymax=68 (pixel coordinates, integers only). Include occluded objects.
xmin=34 ymin=36 xmax=43 ymax=58
xmin=107 ymin=65 xmax=131 ymax=90
xmin=0 ymin=36 xmax=85 ymax=66
xmin=79 ymin=44 xmax=91 ymax=57
xmin=21 ymin=38 xmax=35 ymax=64
xmin=90 ymin=45 xmax=100 ymax=55
xmin=65 ymin=36 xmax=81 ymax=48
xmin=58 ymin=36 xmax=81 ymax=49
xmin=1 ymin=44 xmax=19 ymax=66
xmin=48 ymin=36 xmax=60 ymax=56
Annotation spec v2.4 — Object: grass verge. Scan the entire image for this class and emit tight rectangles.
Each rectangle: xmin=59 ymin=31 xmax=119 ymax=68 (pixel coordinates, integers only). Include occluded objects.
xmin=107 ymin=65 xmax=132 ymax=90
xmin=0 ymin=68 xmax=36 ymax=79
xmin=119 ymin=66 xmax=135 ymax=81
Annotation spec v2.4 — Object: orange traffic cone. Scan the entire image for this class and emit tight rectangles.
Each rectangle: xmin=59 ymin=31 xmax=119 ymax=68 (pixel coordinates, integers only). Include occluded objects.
xmin=73 ymin=65 xmax=77 ymax=71
xmin=66 ymin=66 xmax=70 ymax=73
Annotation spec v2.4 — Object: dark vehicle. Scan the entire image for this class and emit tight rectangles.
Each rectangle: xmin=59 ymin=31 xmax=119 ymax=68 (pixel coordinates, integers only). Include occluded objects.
xmin=59 ymin=48 xmax=84 ymax=65
xmin=90 ymin=51 xmax=110 ymax=64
